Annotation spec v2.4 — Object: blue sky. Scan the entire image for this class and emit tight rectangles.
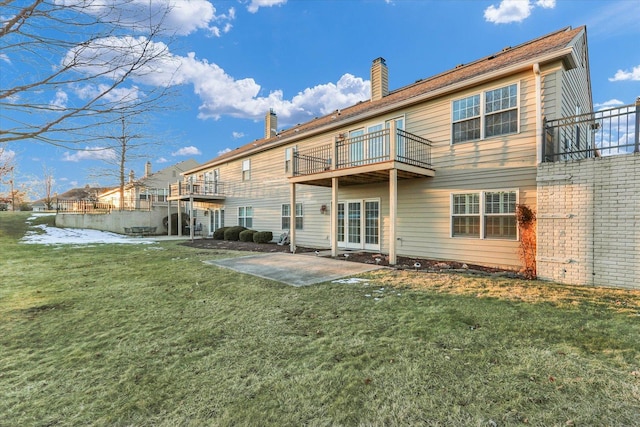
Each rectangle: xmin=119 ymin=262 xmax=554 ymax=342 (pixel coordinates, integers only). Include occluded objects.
xmin=2 ymin=0 xmax=639 ymax=199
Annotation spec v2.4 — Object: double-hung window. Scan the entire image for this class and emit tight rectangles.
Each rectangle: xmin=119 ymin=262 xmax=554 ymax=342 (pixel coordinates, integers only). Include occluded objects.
xmin=238 ymin=206 xmax=253 ymax=228
xmin=242 ymin=159 xmax=251 ymax=181
xmin=281 ymin=203 xmax=303 ymax=230
xmin=452 ymin=83 xmax=518 ymax=144
xmin=451 ymin=190 xmax=518 ymax=240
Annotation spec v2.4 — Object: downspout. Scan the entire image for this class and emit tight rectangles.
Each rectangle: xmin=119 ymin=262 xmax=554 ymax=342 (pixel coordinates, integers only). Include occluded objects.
xmin=533 ymin=63 xmax=542 ymax=279
xmin=533 ymin=63 xmax=543 ymax=164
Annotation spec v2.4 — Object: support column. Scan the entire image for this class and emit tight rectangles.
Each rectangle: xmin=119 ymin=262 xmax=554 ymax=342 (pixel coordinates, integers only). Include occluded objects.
xmin=189 ymin=196 xmax=194 ymax=241
xmin=331 ymin=177 xmax=339 ymax=257
xmin=289 ymin=183 xmax=296 ymax=253
xmin=389 ymin=168 xmax=398 ymax=265
xmin=167 ymin=199 xmax=172 ymax=236
xmin=177 ymin=201 xmax=183 ymax=237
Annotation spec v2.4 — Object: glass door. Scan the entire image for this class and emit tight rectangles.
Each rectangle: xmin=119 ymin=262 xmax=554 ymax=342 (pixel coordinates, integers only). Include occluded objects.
xmin=337 ymin=200 xmax=380 ymax=250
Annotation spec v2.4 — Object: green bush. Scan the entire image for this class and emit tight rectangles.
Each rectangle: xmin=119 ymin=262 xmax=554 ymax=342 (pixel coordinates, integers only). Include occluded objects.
xmin=239 ymin=229 xmax=257 ymax=242
xmin=212 ymin=227 xmax=229 ymax=240
xmin=223 ymin=226 xmax=247 ymax=241
xmin=253 ymin=231 xmax=273 ymax=244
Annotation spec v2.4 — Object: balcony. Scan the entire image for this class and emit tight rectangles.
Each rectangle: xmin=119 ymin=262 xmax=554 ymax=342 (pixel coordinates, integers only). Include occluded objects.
xmin=291 ymin=128 xmax=435 ymax=187
xmin=543 ymin=100 xmax=639 ymax=162
xmin=168 ymin=180 xmax=227 ymax=202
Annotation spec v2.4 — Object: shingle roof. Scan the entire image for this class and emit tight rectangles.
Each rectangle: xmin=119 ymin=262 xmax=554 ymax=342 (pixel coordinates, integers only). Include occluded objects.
xmin=192 ymin=26 xmax=584 ymax=172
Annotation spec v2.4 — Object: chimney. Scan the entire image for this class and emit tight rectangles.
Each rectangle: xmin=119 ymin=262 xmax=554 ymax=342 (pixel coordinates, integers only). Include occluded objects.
xmin=145 ymin=161 xmax=152 ymax=177
xmin=370 ymin=57 xmax=389 ymax=101
xmin=129 ymin=169 xmax=135 ymax=183
xmin=265 ymin=109 xmax=278 ymax=138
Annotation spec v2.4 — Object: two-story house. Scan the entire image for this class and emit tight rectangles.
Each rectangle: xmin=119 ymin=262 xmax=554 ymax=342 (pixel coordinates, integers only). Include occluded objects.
xmin=169 ymin=26 xmax=592 ymax=270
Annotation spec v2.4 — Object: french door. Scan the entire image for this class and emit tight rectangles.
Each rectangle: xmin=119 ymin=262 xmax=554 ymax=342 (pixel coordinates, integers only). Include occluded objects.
xmin=337 ymin=199 xmax=380 ymax=250
xmin=209 ymin=208 xmax=224 ymax=235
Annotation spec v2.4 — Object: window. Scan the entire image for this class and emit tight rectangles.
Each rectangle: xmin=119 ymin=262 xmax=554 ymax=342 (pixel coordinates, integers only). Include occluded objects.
xmin=484 ymin=191 xmax=517 ymax=239
xmin=452 ymin=193 xmax=480 ymax=237
xmin=242 ymin=159 xmax=251 ymax=181
xmin=238 ymin=206 xmax=253 ymax=228
xmin=284 ymin=147 xmax=296 ymax=173
xmin=452 ymin=83 xmax=518 ymax=143
xmin=452 ymin=95 xmax=481 ymax=143
xmin=281 ymin=203 xmax=303 ymax=230
xmin=451 ymin=190 xmax=517 ymax=240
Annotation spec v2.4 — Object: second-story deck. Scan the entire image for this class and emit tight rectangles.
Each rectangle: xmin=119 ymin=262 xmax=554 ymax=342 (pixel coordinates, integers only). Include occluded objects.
xmin=168 ymin=180 xmax=227 ymax=202
xmin=290 ymin=127 xmax=435 ymax=187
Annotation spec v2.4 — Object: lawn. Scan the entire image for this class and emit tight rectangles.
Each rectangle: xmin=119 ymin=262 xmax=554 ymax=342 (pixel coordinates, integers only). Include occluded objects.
xmin=1 ymin=212 xmax=639 ymax=426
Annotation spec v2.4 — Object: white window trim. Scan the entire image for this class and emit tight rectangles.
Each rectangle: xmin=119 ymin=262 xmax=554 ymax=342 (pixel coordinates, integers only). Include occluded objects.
xmin=450 ymin=189 xmax=519 ymax=240
xmin=450 ymin=82 xmax=520 ymax=145
xmin=238 ymin=206 xmax=253 ymax=228
xmin=242 ymin=159 xmax=251 ymax=181
xmin=281 ymin=202 xmax=303 ymax=230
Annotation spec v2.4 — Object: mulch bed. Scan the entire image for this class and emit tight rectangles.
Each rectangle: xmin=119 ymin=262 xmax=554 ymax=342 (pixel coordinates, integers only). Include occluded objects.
xmin=181 ymin=238 xmax=521 ymax=277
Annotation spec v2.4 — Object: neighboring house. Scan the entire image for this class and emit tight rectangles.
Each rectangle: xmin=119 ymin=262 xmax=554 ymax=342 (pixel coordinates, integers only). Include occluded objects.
xmin=45 ymin=185 xmax=116 ymax=212
xmin=169 ymin=26 xmax=593 ymax=271
xmin=99 ymin=159 xmax=199 ymax=210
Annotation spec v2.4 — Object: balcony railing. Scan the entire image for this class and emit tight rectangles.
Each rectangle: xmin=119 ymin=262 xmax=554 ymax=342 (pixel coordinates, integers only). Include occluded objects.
xmin=543 ymin=100 xmax=639 ymax=162
xmin=294 ymin=128 xmax=433 ymax=176
xmin=169 ymin=180 xmax=226 ymax=199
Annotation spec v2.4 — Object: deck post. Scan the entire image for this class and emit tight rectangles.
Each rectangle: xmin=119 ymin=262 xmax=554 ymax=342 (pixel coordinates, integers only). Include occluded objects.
xmin=177 ymin=200 xmax=183 ymax=237
xmin=331 ymin=177 xmax=339 ymax=257
xmin=289 ymin=183 xmax=296 ymax=253
xmin=167 ymin=190 xmax=172 ymax=236
xmin=389 ymin=168 xmax=398 ymax=265
xmin=189 ymin=196 xmax=194 ymax=241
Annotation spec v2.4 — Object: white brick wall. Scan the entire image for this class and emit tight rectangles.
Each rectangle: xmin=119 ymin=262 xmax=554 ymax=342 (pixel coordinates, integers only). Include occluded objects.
xmin=537 ymin=153 xmax=640 ymax=289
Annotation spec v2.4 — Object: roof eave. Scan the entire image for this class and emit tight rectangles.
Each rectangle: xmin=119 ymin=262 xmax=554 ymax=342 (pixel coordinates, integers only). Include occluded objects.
xmin=187 ymin=48 xmax=576 ymax=174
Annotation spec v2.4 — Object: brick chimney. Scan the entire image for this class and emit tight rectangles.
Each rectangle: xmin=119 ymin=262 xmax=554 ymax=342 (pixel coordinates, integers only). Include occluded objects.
xmin=370 ymin=57 xmax=389 ymax=101
xmin=265 ymin=109 xmax=278 ymax=138
xmin=144 ymin=161 xmax=152 ymax=177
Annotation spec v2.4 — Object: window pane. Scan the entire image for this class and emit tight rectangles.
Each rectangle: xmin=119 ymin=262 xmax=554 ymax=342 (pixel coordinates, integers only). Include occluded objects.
xmin=485 ymin=84 xmax=516 ymax=114
xmin=452 ymin=217 xmax=480 ymax=237
xmin=453 ymin=117 xmax=481 ymax=143
xmin=365 ymin=201 xmax=379 ymax=245
xmin=485 ymin=191 xmax=516 ymax=214
xmin=485 ymin=216 xmax=517 ymax=239
xmin=453 ymin=95 xmax=480 ymax=121
xmin=485 ymin=109 xmax=517 ymax=137
xmin=282 ymin=217 xmax=290 ymax=230
xmin=282 ymin=204 xmax=290 ymax=217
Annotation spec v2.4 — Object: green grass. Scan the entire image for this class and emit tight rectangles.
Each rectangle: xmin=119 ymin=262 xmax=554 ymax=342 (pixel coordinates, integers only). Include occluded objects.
xmin=1 ymin=211 xmax=639 ymax=426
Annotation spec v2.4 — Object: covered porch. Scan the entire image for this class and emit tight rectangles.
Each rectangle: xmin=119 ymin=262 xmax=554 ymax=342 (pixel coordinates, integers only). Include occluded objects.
xmin=287 ymin=124 xmax=435 ymax=264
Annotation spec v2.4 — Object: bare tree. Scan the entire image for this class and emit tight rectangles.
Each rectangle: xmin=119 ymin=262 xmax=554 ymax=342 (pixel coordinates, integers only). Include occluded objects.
xmin=89 ymin=112 xmax=161 ymax=210
xmin=41 ymin=164 xmax=56 ymax=210
xmin=0 ymin=0 xmax=178 ymax=146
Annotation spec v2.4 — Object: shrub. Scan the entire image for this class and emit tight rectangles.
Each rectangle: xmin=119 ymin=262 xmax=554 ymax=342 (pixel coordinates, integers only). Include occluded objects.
xmin=212 ymin=227 xmax=229 ymax=240
xmin=239 ymin=229 xmax=257 ymax=242
xmin=253 ymin=231 xmax=273 ymax=244
xmin=516 ymin=204 xmax=537 ymax=279
xmin=223 ymin=226 xmax=247 ymax=241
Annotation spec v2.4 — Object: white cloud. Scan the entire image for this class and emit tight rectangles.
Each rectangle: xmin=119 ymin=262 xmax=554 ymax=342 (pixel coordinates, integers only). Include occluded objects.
xmin=58 ymin=0 xmax=234 ymax=37
xmin=608 ymin=65 xmax=640 ymax=82
xmin=232 ymin=132 xmax=245 ymax=139
xmin=484 ymin=0 xmax=555 ymax=24
xmin=62 ymin=147 xmax=116 ymax=162
xmin=247 ymin=0 xmax=287 ymax=14
xmin=172 ymin=146 xmax=202 ymax=156
xmin=218 ymin=148 xmax=232 ymax=156
xmin=594 ymin=99 xmax=625 ymax=110
xmin=156 ymin=157 xmax=168 ymax=163
xmin=49 ymin=90 xmax=68 ymax=110
xmin=60 ymin=32 xmax=369 ymax=128
xmin=1 ymin=148 xmax=16 ymax=163
xmin=0 ymin=53 xmax=10 ymax=64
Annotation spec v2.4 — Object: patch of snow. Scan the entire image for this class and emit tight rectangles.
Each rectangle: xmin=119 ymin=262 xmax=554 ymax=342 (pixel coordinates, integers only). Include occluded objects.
xmin=331 ymin=278 xmax=370 ymax=284
xmin=21 ymin=223 xmax=156 ymax=246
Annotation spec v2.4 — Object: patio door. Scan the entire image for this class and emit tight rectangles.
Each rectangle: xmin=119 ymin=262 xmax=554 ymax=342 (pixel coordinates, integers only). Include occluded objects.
xmin=337 ymin=199 xmax=380 ymax=250
xmin=210 ymin=208 xmax=224 ymax=235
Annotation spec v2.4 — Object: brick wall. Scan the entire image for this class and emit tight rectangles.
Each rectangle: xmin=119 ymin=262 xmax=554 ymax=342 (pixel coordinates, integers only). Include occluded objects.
xmin=537 ymin=153 xmax=640 ymax=289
